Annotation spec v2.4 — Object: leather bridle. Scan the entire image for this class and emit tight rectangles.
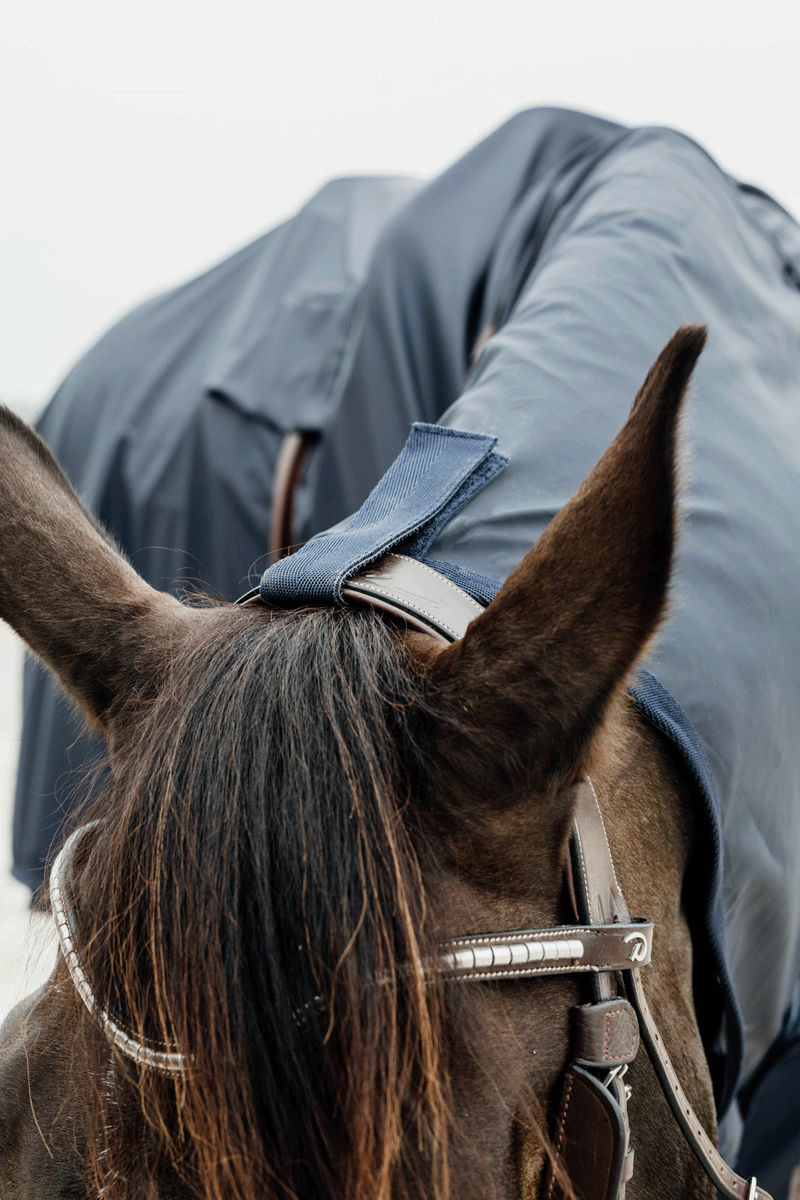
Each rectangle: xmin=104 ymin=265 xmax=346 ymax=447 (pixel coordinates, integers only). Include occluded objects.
xmin=51 ymin=552 xmax=769 ymax=1200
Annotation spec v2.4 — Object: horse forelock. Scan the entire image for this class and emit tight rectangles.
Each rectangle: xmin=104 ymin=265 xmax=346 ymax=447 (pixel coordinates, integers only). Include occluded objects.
xmin=68 ymin=601 xmax=485 ymax=1200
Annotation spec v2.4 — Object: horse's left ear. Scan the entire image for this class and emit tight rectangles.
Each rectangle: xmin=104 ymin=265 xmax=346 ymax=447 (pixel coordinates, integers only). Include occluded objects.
xmin=0 ymin=407 xmax=200 ymax=734
xmin=426 ymin=325 xmax=706 ymax=788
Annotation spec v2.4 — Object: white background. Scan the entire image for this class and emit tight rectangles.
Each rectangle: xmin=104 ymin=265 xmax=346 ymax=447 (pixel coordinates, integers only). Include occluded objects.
xmin=1 ymin=0 xmax=799 ymax=1016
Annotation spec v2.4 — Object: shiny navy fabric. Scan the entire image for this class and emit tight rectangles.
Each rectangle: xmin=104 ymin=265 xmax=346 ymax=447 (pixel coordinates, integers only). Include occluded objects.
xmin=260 ymin=423 xmax=506 ymax=604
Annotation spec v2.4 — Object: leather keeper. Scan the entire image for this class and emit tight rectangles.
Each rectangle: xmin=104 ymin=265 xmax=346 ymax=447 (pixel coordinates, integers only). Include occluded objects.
xmin=545 ymin=1064 xmax=627 ymax=1200
xmin=572 ymin=999 xmax=640 ymax=1068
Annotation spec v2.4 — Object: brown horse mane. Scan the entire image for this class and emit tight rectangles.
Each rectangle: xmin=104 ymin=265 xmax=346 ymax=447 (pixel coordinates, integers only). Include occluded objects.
xmin=61 ymin=600 xmax=544 ymax=1200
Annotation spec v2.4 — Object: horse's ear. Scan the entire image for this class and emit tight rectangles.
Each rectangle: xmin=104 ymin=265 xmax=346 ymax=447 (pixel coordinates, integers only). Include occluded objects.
xmin=0 ymin=407 xmax=198 ymax=733
xmin=426 ymin=325 xmax=706 ymax=788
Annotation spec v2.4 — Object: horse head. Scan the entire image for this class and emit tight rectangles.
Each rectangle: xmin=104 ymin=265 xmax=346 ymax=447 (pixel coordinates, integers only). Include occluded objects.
xmin=0 ymin=327 xmax=721 ymax=1198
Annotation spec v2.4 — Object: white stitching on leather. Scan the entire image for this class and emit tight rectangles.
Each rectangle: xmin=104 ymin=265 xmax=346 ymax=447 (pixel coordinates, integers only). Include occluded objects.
xmin=393 ymin=554 xmax=484 ymax=609
xmin=573 ymin=820 xmax=595 ymax=924
xmin=587 ymin=775 xmax=624 ymax=898
xmin=448 ymin=927 xmax=595 ymax=946
xmin=348 ymin=578 xmax=461 ymax=639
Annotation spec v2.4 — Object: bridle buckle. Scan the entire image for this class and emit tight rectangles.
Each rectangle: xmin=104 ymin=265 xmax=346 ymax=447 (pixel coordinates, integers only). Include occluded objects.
xmin=602 ymin=1062 xmax=631 ymax=1101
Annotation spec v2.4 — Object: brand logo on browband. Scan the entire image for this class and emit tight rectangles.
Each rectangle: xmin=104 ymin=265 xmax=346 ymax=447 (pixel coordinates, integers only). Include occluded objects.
xmin=623 ymin=932 xmax=649 ymax=962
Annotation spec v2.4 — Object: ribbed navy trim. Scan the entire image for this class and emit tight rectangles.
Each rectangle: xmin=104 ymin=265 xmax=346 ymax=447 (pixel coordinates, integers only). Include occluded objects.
xmin=629 ymin=664 xmax=744 ymax=1117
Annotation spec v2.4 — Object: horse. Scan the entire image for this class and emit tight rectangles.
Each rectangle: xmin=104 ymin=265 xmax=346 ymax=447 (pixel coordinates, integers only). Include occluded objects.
xmin=0 ymin=326 xmax=774 ymax=1198
xmin=2 ymin=108 xmax=800 ymax=1199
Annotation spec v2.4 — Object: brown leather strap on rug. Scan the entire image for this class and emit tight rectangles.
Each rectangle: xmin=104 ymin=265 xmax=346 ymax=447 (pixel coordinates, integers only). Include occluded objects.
xmin=268 ymin=431 xmax=316 ymax=565
xmin=237 ymin=542 xmax=486 ymax=637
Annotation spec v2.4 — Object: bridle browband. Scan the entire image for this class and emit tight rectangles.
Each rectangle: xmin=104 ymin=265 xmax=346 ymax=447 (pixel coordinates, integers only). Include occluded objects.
xmin=49 ymin=821 xmax=186 ymax=1076
xmin=51 ymin=553 xmax=768 ymax=1200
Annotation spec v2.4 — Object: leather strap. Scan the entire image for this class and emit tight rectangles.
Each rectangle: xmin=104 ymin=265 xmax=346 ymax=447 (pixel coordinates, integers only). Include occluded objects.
xmin=50 ymin=823 xmax=186 ymax=1076
xmin=563 ymin=782 xmax=636 ymax=1198
xmin=268 ymin=431 xmax=316 ymax=565
xmin=237 ymin=551 xmax=484 ymax=644
xmin=571 ymin=782 xmax=770 ymax=1200
xmin=439 ymin=922 xmax=653 ymax=981
xmin=343 ymin=553 xmax=483 ymax=642
xmin=547 ymin=1065 xmax=627 ymax=1200
xmin=627 ymin=968 xmax=766 ymax=1200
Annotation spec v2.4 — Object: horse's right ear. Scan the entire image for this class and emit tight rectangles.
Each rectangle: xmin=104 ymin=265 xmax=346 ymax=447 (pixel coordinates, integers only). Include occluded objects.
xmin=0 ymin=407 xmax=200 ymax=733
xmin=424 ymin=325 xmax=706 ymax=792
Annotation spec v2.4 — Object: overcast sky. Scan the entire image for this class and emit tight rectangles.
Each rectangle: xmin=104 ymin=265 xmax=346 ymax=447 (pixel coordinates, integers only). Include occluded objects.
xmin=2 ymin=0 xmax=799 ymax=413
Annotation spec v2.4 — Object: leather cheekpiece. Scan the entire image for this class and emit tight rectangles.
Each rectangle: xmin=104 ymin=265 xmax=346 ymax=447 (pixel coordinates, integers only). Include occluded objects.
xmin=546 ymin=1065 xmax=627 ymax=1200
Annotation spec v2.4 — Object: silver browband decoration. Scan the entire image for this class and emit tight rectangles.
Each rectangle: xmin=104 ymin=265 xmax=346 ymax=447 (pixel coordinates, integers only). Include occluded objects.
xmin=50 ymin=823 xmax=186 ymax=1076
xmin=438 ymin=922 xmax=653 ymax=981
xmin=442 ymin=937 xmax=585 ymax=973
